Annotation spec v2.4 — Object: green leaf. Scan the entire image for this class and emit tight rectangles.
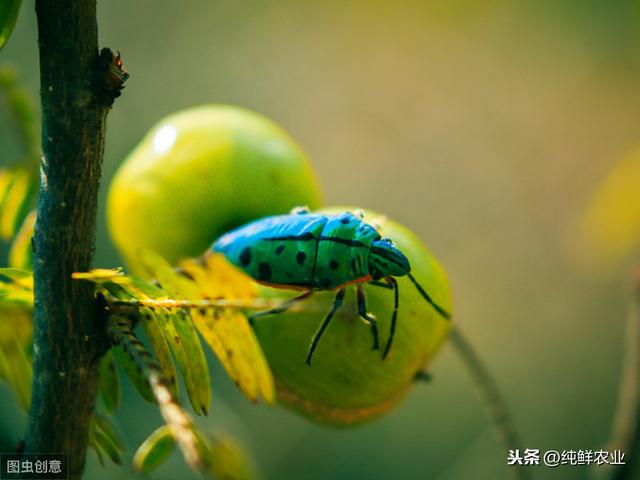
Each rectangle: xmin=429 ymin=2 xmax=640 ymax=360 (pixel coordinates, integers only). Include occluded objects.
xmin=0 ymin=331 xmax=31 ymax=411
xmin=89 ymin=413 xmax=124 ymax=467
xmin=133 ymin=425 xmax=176 ymax=474
xmin=138 ymin=250 xmax=212 ymax=415
xmin=89 ymin=437 xmax=105 ymax=467
xmin=0 ymin=0 xmax=22 ymax=49
xmin=164 ymin=307 xmax=211 ymax=415
xmin=199 ymin=434 xmax=257 ymax=480
xmin=8 ymin=210 xmax=34 ymax=269
xmin=91 ymin=429 xmax=122 ymax=465
xmin=139 ymin=307 xmax=179 ymax=397
xmin=112 ymin=345 xmax=155 ymax=403
xmin=139 ymin=249 xmax=199 ymax=297
xmin=98 ymin=350 xmax=120 ymax=414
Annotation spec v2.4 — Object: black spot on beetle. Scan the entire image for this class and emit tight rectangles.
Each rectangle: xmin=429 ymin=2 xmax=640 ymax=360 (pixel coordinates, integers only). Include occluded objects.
xmin=258 ymin=262 xmax=272 ymax=281
xmin=275 ymin=245 xmax=285 ymax=255
xmin=340 ymin=217 xmax=350 ymax=224
xmin=330 ymin=260 xmax=339 ymax=270
xmin=319 ymin=278 xmax=332 ymax=288
xmin=296 ymin=251 xmax=307 ymax=265
xmin=239 ymin=247 xmax=252 ymax=267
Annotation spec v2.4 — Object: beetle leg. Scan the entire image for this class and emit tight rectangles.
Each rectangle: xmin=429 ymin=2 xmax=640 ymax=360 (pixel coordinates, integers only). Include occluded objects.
xmin=382 ymin=277 xmax=399 ymax=359
xmin=306 ymin=288 xmax=346 ymax=365
xmin=248 ymin=290 xmax=314 ymax=324
xmin=367 ymin=280 xmax=393 ymax=290
xmin=356 ymin=284 xmax=380 ymax=351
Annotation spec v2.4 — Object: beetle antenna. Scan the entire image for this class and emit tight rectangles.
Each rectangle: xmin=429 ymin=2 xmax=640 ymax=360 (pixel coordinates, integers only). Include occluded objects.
xmin=407 ymin=273 xmax=451 ymax=320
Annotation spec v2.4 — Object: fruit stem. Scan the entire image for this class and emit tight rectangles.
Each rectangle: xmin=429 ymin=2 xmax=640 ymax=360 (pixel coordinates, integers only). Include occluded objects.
xmin=606 ymin=268 xmax=640 ymax=480
xmin=449 ymin=326 xmax=530 ymax=480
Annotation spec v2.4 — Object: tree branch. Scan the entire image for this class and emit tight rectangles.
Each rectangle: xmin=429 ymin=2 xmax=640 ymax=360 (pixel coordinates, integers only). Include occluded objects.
xmin=25 ymin=1 xmax=127 ymax=478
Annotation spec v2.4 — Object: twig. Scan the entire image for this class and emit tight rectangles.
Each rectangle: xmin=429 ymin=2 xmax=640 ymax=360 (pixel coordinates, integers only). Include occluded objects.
xmin=449 ymin=326 xmax=531 ymax=480
xmin=107 ymin=314 xmax=205 ymax=473
xmin=607 ymin=270 xmax=640 ymax=480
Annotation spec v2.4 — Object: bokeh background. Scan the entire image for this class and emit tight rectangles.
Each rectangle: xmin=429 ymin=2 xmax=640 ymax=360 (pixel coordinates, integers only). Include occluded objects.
xmin=2 ymin=1 xmax=640 ymax=479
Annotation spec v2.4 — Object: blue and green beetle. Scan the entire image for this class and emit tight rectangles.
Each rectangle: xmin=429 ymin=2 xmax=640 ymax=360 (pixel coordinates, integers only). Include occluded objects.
xmin=212 ymin=208 xmax=451 ymax=364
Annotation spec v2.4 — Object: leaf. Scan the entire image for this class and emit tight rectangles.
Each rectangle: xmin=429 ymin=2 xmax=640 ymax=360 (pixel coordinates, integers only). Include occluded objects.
xmin=89 ymin=437 xmax=105 ymax=467
xmin=0 ymin=168 xmax=35 ymax=240
xmin=98 ymin=350 xmax=120 ymax=414
xmin=91 ymin=413 xmax=124 ymax=466
xmin=139 ymin=307 xmax=179 ymax=397
xmin=199 ymin=433 xmax=257 ymax=480
xmin=138 ymin=249 xmax=199 ymax=298
xmin=91 ymin=429 xmax=122 ymax=465
xmin=72 ymin=268 xmax=167 ymax=299
xmin=112 ymin=345 xmax=155 ymax=403
xmin=0 ymin=331 xmax=31 ymax=411
xmin=139 ymin=250 xmax=211 ymax=415
xmin=8 ymin=209 xmax=35 ymax=269
xmin=133 ymin=425 xmax=176 ymax=474
xmin=0 ymin=0 xmax=22 ymax=49
xmin=75 ymin=251 xmax=276 ymax=409
xmin=181 ymin=254 xmax=275 ymax=404
xmin=72 ymin=268 xmax=124 ymax=280
xmin=0 ymin=267 xmax=32 ymax=281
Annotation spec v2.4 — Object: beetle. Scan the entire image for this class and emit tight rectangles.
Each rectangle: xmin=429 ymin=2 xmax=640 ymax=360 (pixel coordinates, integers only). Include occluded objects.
xmin=211 ymin=208 xmax=450 ymax=364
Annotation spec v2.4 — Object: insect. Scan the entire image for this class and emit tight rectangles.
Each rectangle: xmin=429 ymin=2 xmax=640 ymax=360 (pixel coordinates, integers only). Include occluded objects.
xmin=211 ymin=208 xmax=451 ymax=364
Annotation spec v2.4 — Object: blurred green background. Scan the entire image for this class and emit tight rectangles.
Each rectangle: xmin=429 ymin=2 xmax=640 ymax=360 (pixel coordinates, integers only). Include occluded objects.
xmin=2 ymin=1 xmax=640 ymax=479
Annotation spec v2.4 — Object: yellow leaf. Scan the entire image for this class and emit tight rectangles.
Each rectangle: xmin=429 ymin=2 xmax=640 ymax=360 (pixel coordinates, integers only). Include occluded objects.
xmin=180 ymin=254 xmax=275 ymax=404
xmin=139 ymin=307 xmax=179 ymax=398
xmin=8 ymin=209 xmax=35 ymax=269
xmin=0 ymin=168 xmax=34 ymax=240
xmin=72 ymin=268 xmax=124 ymax=280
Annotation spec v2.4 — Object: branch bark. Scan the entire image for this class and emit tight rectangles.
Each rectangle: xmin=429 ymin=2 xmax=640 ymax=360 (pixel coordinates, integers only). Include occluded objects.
xmin=25 ymin=1 xmax=127 ymax=478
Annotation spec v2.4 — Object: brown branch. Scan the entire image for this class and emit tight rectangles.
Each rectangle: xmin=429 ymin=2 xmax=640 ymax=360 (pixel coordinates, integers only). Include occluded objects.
xmin=24 ymin=1 xmax=127 ymax=478
xmin=607 ymin=269 xmax=640 ymax=480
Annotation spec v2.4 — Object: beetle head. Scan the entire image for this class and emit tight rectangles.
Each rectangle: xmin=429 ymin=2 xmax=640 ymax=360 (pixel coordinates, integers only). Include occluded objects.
xmin=369 ymin=238 xmax=411 ymax=279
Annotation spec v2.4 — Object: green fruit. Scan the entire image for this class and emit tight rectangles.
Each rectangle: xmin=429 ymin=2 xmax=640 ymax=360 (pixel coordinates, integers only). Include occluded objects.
xmin=108 ymin=105 xmax=322 ymax=274
xmin=108 ymin=107 xmax=452 ymax=426
xmin=252 ymin=208 xmax=452 ymax=425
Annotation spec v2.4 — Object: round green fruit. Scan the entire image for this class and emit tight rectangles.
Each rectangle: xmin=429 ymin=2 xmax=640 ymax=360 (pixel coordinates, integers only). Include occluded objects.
xmin=252 ymin=208 xmax=452 ymax=425
xmin=107 ymin=105 xmax=322 ymax=274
